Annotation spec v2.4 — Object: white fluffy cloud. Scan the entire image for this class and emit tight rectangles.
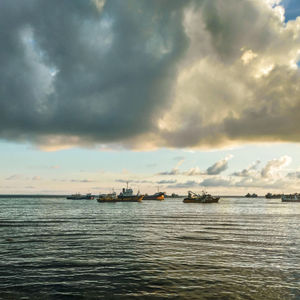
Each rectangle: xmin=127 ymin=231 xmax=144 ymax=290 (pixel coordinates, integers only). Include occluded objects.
xmin=158 ymin=155 xmax=233 ymax=176
xmin=232 ymin=160 xmax=261 ymax=177
xmin=205 ymin=155 xmax=233 ymax=175
xmin=261 ymin=155 xmax=292 ymax=178
xmin=165 ymin=155 xmax=297 ymax=191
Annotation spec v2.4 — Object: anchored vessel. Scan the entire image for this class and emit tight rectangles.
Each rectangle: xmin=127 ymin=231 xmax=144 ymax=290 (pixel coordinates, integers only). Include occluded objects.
xmin=265 ymin=193 xmax=282 ymax=199
xmin=245 ymin=193 xmax=258 ymax=198
xmin=66 ymin=193 xmax=94 ymax=200
xmin=117 ymin=186 xmax=143 ymax=202
xmin=165 ymin=193 xmax=180 ymax=198
xmin=281 ymin=193 xmax=300 ymax=202
xmin=97 ymin=192 xmax=118 ymax=202
xmin=143 ymin=192 xmax=165 ymax=201
xmin=97 ymin=185 xmax=143 ymax=203
xmin=183 ymin=191 xmax=219 ymax=203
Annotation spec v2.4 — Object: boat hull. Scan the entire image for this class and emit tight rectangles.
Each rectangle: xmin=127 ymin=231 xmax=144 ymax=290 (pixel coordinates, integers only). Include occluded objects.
xmin=143 ymin=195 xmax=164 ymax=201
xmin=265 ymin=193 xmax=282 ymax=199
xmin=282 ymin=199 xmax=300 ymax=202
xmin=66 ymin=196 xmax=94 ymax=200
xmin=282 ymin=196 xmax=300 ymax=202
xmin=97 ymin=195 xmax=144 ymax=203
xmin=183 ymin=197 xmax=219 ymax=203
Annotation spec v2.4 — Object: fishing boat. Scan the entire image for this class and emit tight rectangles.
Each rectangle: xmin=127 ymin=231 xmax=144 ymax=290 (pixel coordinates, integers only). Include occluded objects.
xmin=281 ymin=193 xmax=300 ymax=202
xmin=117 ymin=185 xmax=144 ymax=201
xmin=165 ymin=193 xmax=180 ymax=198
xmin=183 ymin=191 xmax=219 ymax=203
xmin=265 ymin=193 xmax=282 ymax=199
xmin=66 ymin=193 xmax=94 ymax=200
xmin=97 ymin=192 xmax=118 ymax=202
xmin=245 ymin=193 xmax=258 ymax=198
xmin=143 ymin=192 xmax=165 ymax=201
xmin=97 ymin=185 xmax=143 ymax=203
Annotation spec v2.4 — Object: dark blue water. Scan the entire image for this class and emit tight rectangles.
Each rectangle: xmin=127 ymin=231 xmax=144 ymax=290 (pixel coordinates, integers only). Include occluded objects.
xmin=0 ymin=197 xmax=300 ymax=299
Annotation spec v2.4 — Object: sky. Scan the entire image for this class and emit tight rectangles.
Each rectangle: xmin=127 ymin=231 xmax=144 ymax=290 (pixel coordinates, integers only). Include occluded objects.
xmin=1 ymin=0 xmax=300 ymax=195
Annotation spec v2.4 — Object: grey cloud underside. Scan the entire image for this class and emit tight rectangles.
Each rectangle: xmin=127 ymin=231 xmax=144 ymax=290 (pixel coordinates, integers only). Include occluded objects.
xmin=232 ymin=160 xmax=260 ymax=177
xmin=157 ymin=179 xmax=177 ymax=184
xmin=116 ymin=179 xmax=177 ymax=185
xmin=0 ymin=0 xmax=188 ymax=144
xmin=115 ymin=179 xmax=153 ymax=184
xmin=1 ymin=0 xmax=300 ymax=148
xmin=206 ymin=158 xmax=229 ymax=175
xmin=161 ymin=66 xmax=300 ymax=148
xmin=287 ymin=172 xmax=300 ymax=179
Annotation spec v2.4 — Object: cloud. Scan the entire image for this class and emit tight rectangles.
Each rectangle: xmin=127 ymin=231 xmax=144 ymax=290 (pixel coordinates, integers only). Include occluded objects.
xmin=5 ymin=174 xmax=23 ymax=180
xmin=158 ymin=154 xmax=232 ymax=176
xmin=1 ymin=1 xmax=300 ymax=150
xmin=184 ymin=167 xmax=203 ymax=176
xmin=165 ymin=177 xmax=234 ymax=189
xmin=53 ymin=179 xmax=95 ymax=183
xmin=200 ymin=177 xmax=233 ymax=187
xmin=230 ymin=156 xmax=292 ymax=188
xmin=158 ymin=158 xmax=185 ymax=175
xmin=158 ymin=168 xmax=181 ymax=176
xmin=176 ymin=155 xmax=233 ymax=175
xmin=231 ymin=156 xmax=291 ymax=183
xmin=115 ymin=179 xmax=132 ymax=183
xmin=167 ymin=180 xmax=199 ymax=189
xmin=70 ymin=179 xmax=95 ymax=183
xmin=158 ymin=1 xmax=300 ymax=149
xmin=234 ymin=177 xmax=288 ymax=189
xmin=232 ymin=160 xmax=261 ymax=177
xmin=115 ymin=179 xmax=153 ymax=184
xmin=163 ymin=154 xmax=295 ymax=190
xmin=175 ymin=158 xmax=185 ymax=168
xmin=261 ymin=155 xmax=291 ymax=178
xmin=205 ymin=155 xmax=233 ymax=175
xmin=156 ymin=179 xmax=177 ymax=184
xmin=24 ymin=186 xmax=35 ymax=189
xmin=50 ymin=165 xmax=60 ymax=169
xmin=287 ymin=171 xmax=300 ymax=179
xmin=0 ymin=0 xmax=187 ymax=149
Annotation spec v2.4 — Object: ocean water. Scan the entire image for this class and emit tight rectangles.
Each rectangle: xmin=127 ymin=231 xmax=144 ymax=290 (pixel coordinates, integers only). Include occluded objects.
xmin=0 ymin=197 xmax=299 ymax=300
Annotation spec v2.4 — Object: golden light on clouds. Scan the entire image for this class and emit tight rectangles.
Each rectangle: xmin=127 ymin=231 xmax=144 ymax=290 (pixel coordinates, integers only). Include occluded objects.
xmin=1 ymin=0 xmax=300 ymax=151
xmin=91 ymin=0 xmax=106 ymax=12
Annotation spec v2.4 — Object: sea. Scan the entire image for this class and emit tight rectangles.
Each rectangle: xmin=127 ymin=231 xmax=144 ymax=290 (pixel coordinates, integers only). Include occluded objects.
xmin=0 ymin=197 xmax=299 ymax=300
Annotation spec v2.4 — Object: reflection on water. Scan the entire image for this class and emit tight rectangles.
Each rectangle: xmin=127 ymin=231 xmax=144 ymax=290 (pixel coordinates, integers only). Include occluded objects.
xmin=0 ymin=197 xmax=299 ymax=299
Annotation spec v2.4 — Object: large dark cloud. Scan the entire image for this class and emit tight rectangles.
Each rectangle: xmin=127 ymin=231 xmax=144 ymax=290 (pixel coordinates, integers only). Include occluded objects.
xmin=1 ymin=0 xmax=300 ymax=149
xmin=0 ymin=0 xmax=188 ymax=146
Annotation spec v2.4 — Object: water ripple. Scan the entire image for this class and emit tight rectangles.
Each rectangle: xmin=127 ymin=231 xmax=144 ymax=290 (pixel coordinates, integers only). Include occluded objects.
xmin=0 ymin=197 xmax=299 ymax=299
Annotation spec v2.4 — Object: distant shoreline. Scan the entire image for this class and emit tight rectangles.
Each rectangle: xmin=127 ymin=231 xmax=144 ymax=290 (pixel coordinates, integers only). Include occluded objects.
xmin=0 ymin=194 xmax=261 ymax=198
xmin=0 ymin=194 xmax=67 ymax=198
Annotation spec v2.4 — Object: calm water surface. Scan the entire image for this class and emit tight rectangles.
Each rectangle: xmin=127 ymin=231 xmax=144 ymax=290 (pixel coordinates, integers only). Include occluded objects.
xmin=0 ymin=197 xmax=299 ymax=299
